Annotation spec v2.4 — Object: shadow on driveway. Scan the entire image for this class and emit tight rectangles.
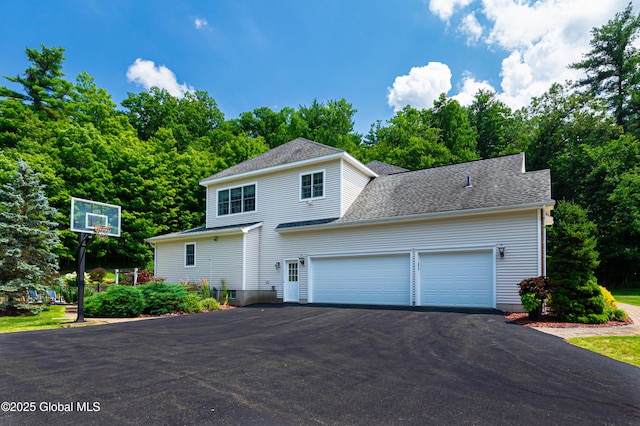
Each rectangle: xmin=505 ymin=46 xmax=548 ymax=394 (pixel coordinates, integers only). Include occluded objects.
xmin=1 ymin=304 xmax=639 ymax=425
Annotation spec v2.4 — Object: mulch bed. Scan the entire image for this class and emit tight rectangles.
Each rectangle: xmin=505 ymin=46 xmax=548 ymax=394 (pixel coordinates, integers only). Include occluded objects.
xmin=504 ymin=312 xmax=633 ymax=328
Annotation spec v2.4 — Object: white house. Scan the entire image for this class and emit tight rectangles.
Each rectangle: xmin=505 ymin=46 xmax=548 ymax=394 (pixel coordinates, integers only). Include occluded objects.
xmin=146 ymin=138 xmax=554 ymax=311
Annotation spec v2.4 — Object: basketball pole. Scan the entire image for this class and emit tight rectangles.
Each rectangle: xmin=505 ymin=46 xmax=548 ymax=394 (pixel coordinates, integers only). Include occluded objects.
xmin=75 ymin=232 xmax=93 ymax=323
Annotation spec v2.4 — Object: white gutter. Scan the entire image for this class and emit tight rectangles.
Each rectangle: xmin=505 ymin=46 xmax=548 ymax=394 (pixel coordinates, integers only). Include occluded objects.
xmin=145 ymin=223 xmax=263 ymax=243
xmin=276 ymin=201 xmax=556 ymax=233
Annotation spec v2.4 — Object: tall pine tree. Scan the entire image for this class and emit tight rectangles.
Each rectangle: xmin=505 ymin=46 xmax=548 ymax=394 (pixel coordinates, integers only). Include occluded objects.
xmin=0 ymin=159 xmax=60 ymax=313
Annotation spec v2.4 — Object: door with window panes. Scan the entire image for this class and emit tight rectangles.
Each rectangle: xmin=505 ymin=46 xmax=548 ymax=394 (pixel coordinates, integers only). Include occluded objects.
xmin=284 ymin=260 xmax=299 ymax=302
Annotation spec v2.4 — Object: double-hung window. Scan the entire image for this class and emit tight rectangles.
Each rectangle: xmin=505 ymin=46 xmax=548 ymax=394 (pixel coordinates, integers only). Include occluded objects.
xmin=185 ymin=243 xmax=196 ymax=267
xmin=218 ymin=184 xmax=256 ymax=216
xmin=301 ymin=171 xmax=324 ymax=200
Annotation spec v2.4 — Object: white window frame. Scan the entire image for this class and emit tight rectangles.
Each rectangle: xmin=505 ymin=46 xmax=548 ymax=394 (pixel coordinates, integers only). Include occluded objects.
xmin=300 ymin=170 xmax=325 ymax=201
xmin=216 ymin=182 xmax=257 ymax=217
xmin=184 ymin=242 xmax=196 ymax=268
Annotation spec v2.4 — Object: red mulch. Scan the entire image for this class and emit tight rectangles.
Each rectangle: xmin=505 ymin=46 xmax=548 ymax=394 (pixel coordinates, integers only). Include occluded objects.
xmin=504 ymin=312 xmax=633 ymax=328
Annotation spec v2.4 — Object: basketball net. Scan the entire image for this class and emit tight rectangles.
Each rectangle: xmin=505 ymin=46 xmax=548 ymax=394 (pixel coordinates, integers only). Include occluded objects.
xmin=92 ymin=225 xmax=113 ymax=241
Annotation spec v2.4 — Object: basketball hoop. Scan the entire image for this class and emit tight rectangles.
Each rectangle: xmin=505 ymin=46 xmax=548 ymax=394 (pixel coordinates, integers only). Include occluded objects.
xmin=93 ymin=225 xmax=113 ymax=240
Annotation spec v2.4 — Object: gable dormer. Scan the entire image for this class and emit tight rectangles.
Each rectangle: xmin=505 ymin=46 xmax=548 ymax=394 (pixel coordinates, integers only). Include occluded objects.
xmin=199 ymin=138 xmax=377 ymax=228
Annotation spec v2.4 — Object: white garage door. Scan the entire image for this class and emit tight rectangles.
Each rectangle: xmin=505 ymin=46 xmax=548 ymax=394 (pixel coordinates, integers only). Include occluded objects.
xmin=311 ymin=254 xmax=411 ymax=305
xmin=419 ymin=251 xmax=494 ymax=308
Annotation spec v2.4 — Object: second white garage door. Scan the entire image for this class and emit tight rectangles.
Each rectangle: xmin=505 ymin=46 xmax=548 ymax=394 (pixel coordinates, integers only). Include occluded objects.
xmin=311 ymin=254 xmax=411 ymax=305
xmin=419 ymin=251 xmax=494 ymax=308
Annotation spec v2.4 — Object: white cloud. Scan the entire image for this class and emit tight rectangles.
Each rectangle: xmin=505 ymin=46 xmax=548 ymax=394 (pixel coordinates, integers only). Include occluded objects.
xmin=459 ymin=12 xmax=483 ymax=44
xmin=452 ymin=73 xmax=495 ymax=105
xmin=126 ymin=59 xmax=194 ymax=98
xmin=419 ymin=0 xmax=635 ymax=110
xmin=387 ymin=62 xmax=452 ymax=112
xmin=428 ymin=0 xmax=474 ymax=21
xmin=194 ymin=17 xmax=208 ymax=29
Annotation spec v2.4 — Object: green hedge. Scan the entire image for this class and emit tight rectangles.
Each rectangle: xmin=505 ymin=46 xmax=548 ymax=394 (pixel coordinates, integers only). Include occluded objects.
xmin=84 ymin=286 xmax=145 ymax=318
xmin=139 ymin=282 xmax=190 ymax=315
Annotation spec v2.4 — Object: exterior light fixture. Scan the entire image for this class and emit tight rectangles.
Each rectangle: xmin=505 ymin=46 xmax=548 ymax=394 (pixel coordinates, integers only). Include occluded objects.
xmin=213 ymin=236 xmax=219 ymax=242
xmin=497 ymin=244 xmax=505 ymax=258
xmin=274 ymin=262 xmax=281 ymax=270
xmin=299 ymin=255 xmax=305 ymax=266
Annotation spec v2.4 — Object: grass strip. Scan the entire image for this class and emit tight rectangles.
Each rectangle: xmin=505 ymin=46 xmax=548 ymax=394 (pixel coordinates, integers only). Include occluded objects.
xmin=568 ymin=336 xmax=640 ymax=368
xmin=0 ymin=305 xmax=72 ymax=333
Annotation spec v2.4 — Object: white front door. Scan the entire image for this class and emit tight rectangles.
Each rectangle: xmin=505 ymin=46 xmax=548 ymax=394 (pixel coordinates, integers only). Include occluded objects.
xmin=284 ymin=260 xmax=299 ymax=302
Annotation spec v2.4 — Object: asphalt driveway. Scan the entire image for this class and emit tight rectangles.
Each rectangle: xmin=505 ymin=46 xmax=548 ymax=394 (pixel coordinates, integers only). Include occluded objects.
xmin=1 ymin=305 xmax=639 ymax=425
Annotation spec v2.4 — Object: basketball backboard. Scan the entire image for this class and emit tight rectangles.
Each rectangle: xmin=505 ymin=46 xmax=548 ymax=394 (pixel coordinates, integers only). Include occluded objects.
xmin=70 ymin=197 xmax=121 ymax=237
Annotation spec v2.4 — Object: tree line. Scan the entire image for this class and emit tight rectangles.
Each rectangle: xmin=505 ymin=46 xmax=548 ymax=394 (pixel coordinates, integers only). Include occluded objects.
xmin=0 ymin=4 xmax=639 ymax=287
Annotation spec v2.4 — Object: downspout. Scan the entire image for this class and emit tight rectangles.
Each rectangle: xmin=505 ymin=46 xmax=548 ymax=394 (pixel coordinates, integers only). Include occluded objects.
xmin=540 ymin=206 xmax=546 ymax=277
xmin=242 ymin=230 xmax=247 ymax=291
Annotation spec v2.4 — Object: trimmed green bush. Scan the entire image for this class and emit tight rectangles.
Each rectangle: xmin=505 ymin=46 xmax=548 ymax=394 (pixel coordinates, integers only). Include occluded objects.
xmin=201 ymin=297 xmax=221 ymax=311
xmin=84 ymin=285 xmax=144 ymax=318
xmin=605 ymin=306 xmax=628 ymax=322
xmin=139 ymin=282 xmax=190 ymax=315
xmin=184 ymin=294 xmax=203 ymax=313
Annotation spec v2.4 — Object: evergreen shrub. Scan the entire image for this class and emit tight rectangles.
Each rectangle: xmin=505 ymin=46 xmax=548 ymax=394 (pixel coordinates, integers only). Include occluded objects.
xmin=84 ymin=285 xmax=144 ymax=318
xmin=547 ymin=201 xmax=607 ymax=323
xmin=139 ymin=282 xmax=189 ymax=315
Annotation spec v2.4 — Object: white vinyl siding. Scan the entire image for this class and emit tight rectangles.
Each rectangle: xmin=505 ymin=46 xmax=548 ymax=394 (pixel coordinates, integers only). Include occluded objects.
xmin=341 ymin=160 xmax=371 ymax=215
xmin=279 ymin=210 xmax=540 ymax=307
xmin=154 ymin=235 xmax=244 ymax=289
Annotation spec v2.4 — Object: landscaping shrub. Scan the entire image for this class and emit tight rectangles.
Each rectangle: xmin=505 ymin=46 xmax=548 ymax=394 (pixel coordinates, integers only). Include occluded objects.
xmin=201 ymin=297 xmax=221 ymax=311
xmin=139 ymin=282 xmax=190 ymax=315
xmin=198 ymin=278 xmax=211 ymax=298
xmin=88 ymin=267 xmax=107 ymax=284
xmin=84 ymin=285 xmax=145 ymax=318
xmin=547 ymin=201 xmax=608 ymax=324
xmin=136 ymin=270 xmax=155 ymax=285
xmin=600 ymin=286 xmax=618 ymax=309
xmin=184 ymin=294 xmax=203 ymax=313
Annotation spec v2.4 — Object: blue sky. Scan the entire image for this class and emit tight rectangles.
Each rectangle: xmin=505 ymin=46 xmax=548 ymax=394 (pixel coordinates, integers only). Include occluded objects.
xmin=0 ymin=0 xmax=637 ymax=134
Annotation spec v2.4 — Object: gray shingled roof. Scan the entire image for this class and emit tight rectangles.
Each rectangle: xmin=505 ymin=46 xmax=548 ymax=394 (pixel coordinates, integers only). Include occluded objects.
xmin=277 ymin=153 xmax=552 ymax=230
xmin=365 ymin=160 xmax=409 ymax=176
xmin=201 ymin=138 xmax=343 ymax=183
xmin=339 ymin=153 xmax=550 ymax=222
xmin=147 ymin=222 xmax=261 ymax=241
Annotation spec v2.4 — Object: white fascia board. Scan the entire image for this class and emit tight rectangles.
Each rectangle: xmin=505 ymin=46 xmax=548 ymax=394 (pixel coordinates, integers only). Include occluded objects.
xmin=146 ymin=223 xmax=263 ymax=243
xmin=276 ymin=201 xmax=555 ymax=233
xmin=199 ymin=152 xmax=377 ymax=187
xmin=342 ymin=152 xmax=378 ymax=178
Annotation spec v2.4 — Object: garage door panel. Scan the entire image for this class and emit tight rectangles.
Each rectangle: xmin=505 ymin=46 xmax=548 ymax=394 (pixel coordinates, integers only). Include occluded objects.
xmin=420 ymin=251 xmax=494 ymax=308
xmin=312 ymin=254 xmax=410 ymax=305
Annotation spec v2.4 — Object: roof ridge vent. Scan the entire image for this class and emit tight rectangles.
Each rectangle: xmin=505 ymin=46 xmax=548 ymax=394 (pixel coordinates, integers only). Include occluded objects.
xmin=465 ymin=176 xmax=472 ymax=188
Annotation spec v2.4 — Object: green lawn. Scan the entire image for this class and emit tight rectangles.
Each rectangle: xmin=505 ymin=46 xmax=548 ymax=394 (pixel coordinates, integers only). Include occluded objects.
xmin=0 ymin=305 xmax=72 ymax=333
xmin=611 ymin=288 xmax=640 ymax=307
xmin=568 ymin=336 xmax=640 ymax=368
xmin=566 ymin=289 xmax=640 ymax=368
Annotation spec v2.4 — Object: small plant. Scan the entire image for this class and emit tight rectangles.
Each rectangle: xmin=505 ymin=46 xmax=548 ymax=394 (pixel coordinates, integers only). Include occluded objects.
xmin=136 ymin=270 xmax=155 ymax=285
xmin=518 ymin=276 xmax=551 ymax=319
xmin=184 ymin=294 xmax=203 ymax=313
xmin=201 ymin=298 xmax=221 ymax=311
xmin=600 ymin=286 xmax=617 ymax=309
xmin=88 ymin=268 xmax=108 ymax=284
xmin=220 ymin=279 xmax=229 ymax=305
xmin=520 ymin=292 xmax=540 ymax=313
xmin=84 ymin=285 xmax=145 ymax=318
xmin=198 ymin=278 xmax=211 ymax=298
